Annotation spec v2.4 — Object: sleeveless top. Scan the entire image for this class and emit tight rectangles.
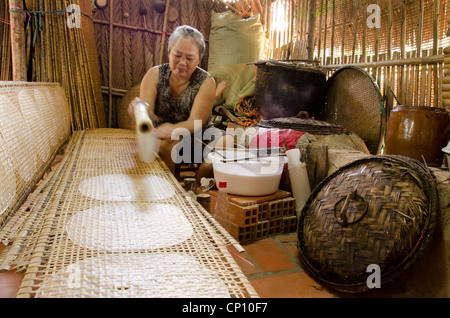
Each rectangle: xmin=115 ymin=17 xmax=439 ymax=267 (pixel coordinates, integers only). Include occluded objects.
xmin=154 ymin=63 xmax=213 ymax=130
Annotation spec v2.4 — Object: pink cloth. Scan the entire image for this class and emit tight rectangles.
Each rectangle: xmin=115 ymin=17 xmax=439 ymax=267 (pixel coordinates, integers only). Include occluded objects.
xmin=249 ymin=128 xmax=305 ymax=150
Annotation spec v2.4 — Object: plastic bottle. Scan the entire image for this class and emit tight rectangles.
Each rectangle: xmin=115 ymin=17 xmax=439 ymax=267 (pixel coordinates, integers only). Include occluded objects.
xmin=214 ymin=181 xmax=230 ymax=230
xmin=286 ymin=148 xmax=311 ymax=217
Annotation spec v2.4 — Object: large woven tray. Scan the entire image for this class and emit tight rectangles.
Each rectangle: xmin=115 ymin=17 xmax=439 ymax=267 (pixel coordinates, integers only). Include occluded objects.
xmin=0 ymin=129 xmax=257 ymax=298
xmin=297 ymin=155 xmax=438 ymax=293
xmin=320 ymin=66 xmax=385 ymax=154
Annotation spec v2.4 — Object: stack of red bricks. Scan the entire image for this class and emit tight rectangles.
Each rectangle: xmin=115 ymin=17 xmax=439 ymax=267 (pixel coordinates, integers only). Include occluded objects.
xmin=203 ymin=189 xmax=297 ymax=243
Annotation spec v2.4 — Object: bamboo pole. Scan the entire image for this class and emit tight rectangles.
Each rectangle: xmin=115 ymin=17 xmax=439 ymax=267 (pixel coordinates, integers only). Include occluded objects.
xmin=351 ymin=0 xmax=358 ymax=63
xmin=373 ymin=1 xmax=379 ymax=81
xmin=433 ymin=0 xmax=440 ymax=107
xmin=415 ymin=0 xmax=423 ymax=105
xmin=400 ymin=0 xmax=406 ymax=104
xmin=94 ymin=19 xmax=171 ymax=36
xmin=159 ymin=0 xmax=171 ymax=64
xmin=330 ymin=0 xmax=335 ymax=65
xmin=341 ymin=0 xmax=345 ymax=62
xmin=361 ymin=0 xmax=366 ymax=63
xmin=405 ymin=51 xmax=411 ymax=105
xmin=277 ymin=1 xmax=282 ymax=60
xmin=320 ymin=54 xmax=444 ymax=70
xmin=289 ymin=0 xmax=294 ymax=59
xmin=317 ymin=0 xmax=323 ymax=62
xmin=307 ymin=0 xmax=315 ymax=60
xmin=439 ymin=47 xmax=443 ymax=107
xmin=420 ymin=50 xmax=428 ymax=105
xmin=266 ymin=0 xmax=273 ymax=59
xmin=278 ymin=1 xmax=282 ymax=60
xmin=9 ymin=0 xmax=27 ymax=81
xmin=390 ymin=54 xmax=397 ymax=109
xmin=427 ymin=50 xmax=433 ymax=106
xmin=323 ymin=0 xmax=328 ymax=65
xmin=385 ymin=1 xmax=393 ymax=116
xmin=298 ymin=0 xmax=304 ymax=43
xmin=264 ymin=0 xmax=269 ymax=44
xmin=410 ymin=51 xmax=416 ymax=105
xmin=108 ymin=0 xmax=114 ymax=128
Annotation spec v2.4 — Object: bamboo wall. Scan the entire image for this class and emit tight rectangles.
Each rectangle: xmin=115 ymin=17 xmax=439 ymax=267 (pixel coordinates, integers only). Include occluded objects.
xmin=265 ymin=0 xmax=450 ymax=116
xmin=92 ymin=0 xmax=232 ymax=128
xmin=92 ymin=0 xmax=449 ymax=128
xmin=91 ymin=0 xmax=268 ymax=128
xmin=2 ymin=0 xmax=449 ymax=129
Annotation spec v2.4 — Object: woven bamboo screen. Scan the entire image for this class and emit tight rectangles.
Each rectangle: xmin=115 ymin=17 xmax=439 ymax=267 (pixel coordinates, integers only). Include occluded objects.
xmin=3 ymin=1 xmax=448 ymax=127
xmin=264 ymin=0 xmax=450 ymax=114
xmin=0 ymin=82 xmax=71 ymax=229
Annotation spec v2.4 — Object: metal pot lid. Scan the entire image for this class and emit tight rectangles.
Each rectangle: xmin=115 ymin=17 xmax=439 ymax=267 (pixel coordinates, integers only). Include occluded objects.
xmin=297 ymin=155 xmax=437 ymax=293
xmin=320 ymin=66 xmax=385 ymax=154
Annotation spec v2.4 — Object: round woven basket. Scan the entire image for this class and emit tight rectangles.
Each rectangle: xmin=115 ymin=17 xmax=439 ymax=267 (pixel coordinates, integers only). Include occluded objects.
xmin=297 ymin=155 xmax=438 ymax=293
xmin=321 ymin=66 xmax=385 ymax=155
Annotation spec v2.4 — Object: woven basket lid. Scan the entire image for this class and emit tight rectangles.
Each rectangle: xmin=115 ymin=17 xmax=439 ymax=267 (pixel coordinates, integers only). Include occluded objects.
xmin=256 ymin=117 xmax=348 ymax=135
xmin=320 ymin=66 xmax=385 ymax=154
xmin=297 ymin=155 xmax=438 ymax=293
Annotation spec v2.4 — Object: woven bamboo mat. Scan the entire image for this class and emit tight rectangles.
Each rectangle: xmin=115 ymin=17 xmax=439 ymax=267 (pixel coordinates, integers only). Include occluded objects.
xmin=0 ymin=81 xmax=71 ymax=229
xmin=0 ymin=128 xmax=257 ymax=298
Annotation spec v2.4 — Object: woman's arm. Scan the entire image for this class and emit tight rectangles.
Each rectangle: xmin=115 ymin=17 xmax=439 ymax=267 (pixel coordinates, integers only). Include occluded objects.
xmin=128 ymin=66 xmax=163 ymax=125
xmin=153 ymin=76 xmax=216 ymax=140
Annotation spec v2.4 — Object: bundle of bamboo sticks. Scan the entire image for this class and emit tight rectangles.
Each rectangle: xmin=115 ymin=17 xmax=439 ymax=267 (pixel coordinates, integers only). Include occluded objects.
xmin=29 ymin=0 xmax=105 ymax=130
xmin=1 ymin=1 xmax=12 ymax=80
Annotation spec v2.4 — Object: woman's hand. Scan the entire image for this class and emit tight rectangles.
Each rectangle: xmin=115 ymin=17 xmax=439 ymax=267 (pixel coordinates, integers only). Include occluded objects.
xmin=152 ymin=123 xmax=176 ymax=140
xmin=153 ymin=122 xmax=192 ymax=141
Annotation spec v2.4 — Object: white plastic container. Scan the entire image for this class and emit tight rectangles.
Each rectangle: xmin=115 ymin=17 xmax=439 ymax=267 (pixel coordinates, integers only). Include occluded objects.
xmin=285 ymin=148 xmax=310 ymax=217
xmin=208 ymin=148 xmax=288 ymax=196
xmin=442 ymin=141 xmax=450 ymax=171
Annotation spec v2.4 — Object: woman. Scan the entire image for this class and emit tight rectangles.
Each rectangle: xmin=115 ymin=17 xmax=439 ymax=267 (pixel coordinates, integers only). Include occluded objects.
xmin=129 ymin=25 xmax=232 ymax=177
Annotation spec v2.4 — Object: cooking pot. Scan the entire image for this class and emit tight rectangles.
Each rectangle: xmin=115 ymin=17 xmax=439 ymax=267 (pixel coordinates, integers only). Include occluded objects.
xmin=384 ymin=105 xmax=450 ymax=166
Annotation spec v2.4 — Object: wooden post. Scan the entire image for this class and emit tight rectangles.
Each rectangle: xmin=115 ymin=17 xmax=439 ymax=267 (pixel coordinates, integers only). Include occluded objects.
xmin=361 ymin=0 xmax=367 ymax=63
xmin=159 ymin=0 xmax=171 ymax=64
xmin=108 ymin=0 xmax=113 ymax=127
xmin=433 ymin=0 xmax=440 ymax=107
xmin=415 ymin=0 xmax=424 ymax=105
xmin=317 ymin=0 xmax=323 ymax=62
xmin=341 ymin=0 xmax=346 ymax=63
xmin=307 ymin=0 xmax=315 ymax=61
xmin=9 ymin=0 xmax=27 ymax=81
xmin=323 ymin=0 xmax=328 ymax=65
xmin=400 ymin=0 xmax=406 ymax=104
xmin=351 ymin=0 xmax=358 ymax=63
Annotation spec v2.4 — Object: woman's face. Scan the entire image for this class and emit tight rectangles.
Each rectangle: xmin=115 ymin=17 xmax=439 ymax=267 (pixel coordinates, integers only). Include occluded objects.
xmin=169 ymin=38 xmax=200 ymax=80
